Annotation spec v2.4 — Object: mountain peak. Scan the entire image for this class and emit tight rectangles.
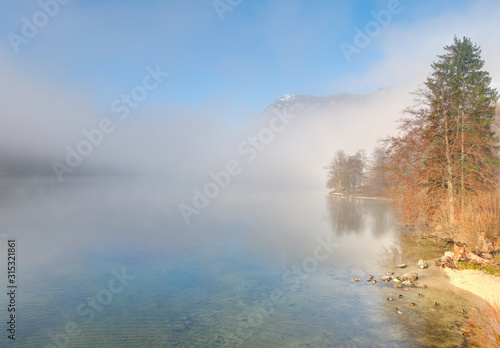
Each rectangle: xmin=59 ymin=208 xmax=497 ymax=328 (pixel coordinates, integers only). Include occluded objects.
xmin=265 ymin=92 xmax=363 ymax=115
xmin=279 ymin=94 xmax=295 ymax=102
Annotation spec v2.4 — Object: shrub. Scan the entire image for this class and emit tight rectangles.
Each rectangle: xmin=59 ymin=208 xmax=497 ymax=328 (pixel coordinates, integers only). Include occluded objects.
xmin=467 ymin=302 xmax=500 ymax=347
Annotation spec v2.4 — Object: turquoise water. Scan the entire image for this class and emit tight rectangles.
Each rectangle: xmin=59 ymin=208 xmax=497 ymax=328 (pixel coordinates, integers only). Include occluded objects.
xmin=0 ymin=178 xmax=470 ymax=347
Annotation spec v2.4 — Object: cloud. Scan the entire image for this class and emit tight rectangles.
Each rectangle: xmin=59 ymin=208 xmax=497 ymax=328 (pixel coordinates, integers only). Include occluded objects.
xmin=339 ymin=0 xmax=500 ymax=93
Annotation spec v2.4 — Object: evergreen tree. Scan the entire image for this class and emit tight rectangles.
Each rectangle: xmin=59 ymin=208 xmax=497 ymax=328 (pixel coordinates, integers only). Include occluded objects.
xmin=385 ymin=37 xmax=499 ymax=225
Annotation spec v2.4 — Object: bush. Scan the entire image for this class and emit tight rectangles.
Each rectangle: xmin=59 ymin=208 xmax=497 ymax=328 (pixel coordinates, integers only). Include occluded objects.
xmin=467 ymin=302 xmax=500 ymax=347
xmin=454 ymin=188 xmax=500 ymax=246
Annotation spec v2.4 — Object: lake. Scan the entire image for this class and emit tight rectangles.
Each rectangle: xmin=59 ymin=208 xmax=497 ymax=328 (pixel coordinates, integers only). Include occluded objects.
xmin=0 ymin=177 xmax=474 ymax=347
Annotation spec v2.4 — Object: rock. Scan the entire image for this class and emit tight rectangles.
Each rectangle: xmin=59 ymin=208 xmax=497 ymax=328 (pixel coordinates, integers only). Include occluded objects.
xmin=402 ymin=280 xmax=415 ymax=287
xmin=417 ymin=283 xmax=427 ymax=289
xmin=354 ymin=277 xmax=360 ymax=282
xmin=435 ymin=255 xmax=456 ymax=268
xmin=400 ymin=272 xmax=418 ymax=282
xmin=444 ymin=252 xmax=454 ymax=258
xmin=381 ymin=275 xmax=392 ymax=282
xmin=392 ymin=277 xmax=401 ymax=283
xmin=418 ymin=259 xmax=428 ymax=269
xmin=396 ymin=264 xmax=408 ymax=268
xmin=394 ymin=283 xmax=402 ymax=289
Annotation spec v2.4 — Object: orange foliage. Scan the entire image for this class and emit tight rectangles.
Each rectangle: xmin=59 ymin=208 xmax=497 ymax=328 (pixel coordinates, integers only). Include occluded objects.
xmin=455 ymin=188 xmax=500 ymax=245
xmin=467 ymin=302 xmax=500 ymax=347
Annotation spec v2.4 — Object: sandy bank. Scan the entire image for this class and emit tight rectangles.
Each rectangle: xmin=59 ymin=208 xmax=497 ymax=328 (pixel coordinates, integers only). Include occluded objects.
xmin=444 ymin=268 xmax=500 ymax=308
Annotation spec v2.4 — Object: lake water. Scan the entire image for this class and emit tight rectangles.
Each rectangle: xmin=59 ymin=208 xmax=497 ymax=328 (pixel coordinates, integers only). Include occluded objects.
xmin=0 ymin=178 xmax=476 ymax=347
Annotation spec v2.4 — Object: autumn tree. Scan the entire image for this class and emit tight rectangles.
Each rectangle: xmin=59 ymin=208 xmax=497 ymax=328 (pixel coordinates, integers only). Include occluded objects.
xmin=366 ymin=146 xmax=388 ymax=193
xmin=384 ymin=37 xmax=499 ymax=226
xmin=326 ymin=150 xmax=366 ymax=194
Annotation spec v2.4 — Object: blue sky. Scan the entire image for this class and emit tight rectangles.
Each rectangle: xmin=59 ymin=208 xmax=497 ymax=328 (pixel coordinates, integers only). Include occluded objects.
xmin=1 ymin=0 xmax=478 ymax=121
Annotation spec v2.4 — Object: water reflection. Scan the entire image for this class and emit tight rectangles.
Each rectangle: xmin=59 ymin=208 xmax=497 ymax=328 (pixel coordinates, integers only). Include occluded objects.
xmin=326 ymin=195 xmax=472 ymax=348
xmin=326 ymin=195 xmax=394 ymax=238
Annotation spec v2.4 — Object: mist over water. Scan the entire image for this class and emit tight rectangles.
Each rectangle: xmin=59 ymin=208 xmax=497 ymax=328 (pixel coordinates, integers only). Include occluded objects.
xmin=0 ymin=178 xmax=474 ymax=347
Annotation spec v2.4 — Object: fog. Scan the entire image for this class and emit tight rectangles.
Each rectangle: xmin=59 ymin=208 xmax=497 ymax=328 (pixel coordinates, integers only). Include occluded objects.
xmin=0 ymin=47 xmax=415 ymax=195
xmin=1 ymin=0 xmax=500 ymax=224
xmin=2 ymin=1 xmax=500 ymax=201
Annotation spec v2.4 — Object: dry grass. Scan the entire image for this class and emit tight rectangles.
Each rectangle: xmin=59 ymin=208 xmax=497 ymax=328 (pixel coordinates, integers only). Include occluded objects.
xmin=467 ymin=302 xmax=500 ymax=347
xmin=454 ymin=188 xmax=500 ymax=246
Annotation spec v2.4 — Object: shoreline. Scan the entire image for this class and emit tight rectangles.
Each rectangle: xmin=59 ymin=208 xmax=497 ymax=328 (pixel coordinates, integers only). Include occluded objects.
xmin=332 ymin=190 xmax=500 ymax=309
xmin=443 ymin=268 xmax=500 ymax=309
xmin=328 ymin=192 xmax=390 ymax=201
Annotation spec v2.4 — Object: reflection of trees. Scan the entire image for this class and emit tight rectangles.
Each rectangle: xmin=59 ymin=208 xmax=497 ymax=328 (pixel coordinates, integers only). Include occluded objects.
xmin=326 ymin=196 xmax=395 ymax=237
xmin=326 ymin=196 xmax=364 ymax=236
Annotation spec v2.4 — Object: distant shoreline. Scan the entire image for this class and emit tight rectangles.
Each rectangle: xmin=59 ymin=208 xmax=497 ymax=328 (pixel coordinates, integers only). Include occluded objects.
xmin=328 ymin=192 xmax=390 ymax=201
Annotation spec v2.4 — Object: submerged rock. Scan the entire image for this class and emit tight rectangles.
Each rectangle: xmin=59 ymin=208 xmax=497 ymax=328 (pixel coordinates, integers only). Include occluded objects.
xmin=418 ymin=259 xmax=429 ymax=269
xmin=402 ymin=280 xmax=415 ymax=287
xmin=381 ymin=275 xmax=392 ymax=282
xmin=400 ymin=272 xmax=419 ymax=282
xmin=396 ymin=264 xmax=408 ymax=268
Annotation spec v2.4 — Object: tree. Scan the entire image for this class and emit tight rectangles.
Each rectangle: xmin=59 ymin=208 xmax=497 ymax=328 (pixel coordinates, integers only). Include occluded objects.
xmin=326 ymin=150 xmax=366 ymax=194
xmin=366 ymin=146 xmax=388 ymax=190
xmin=384 ymin=37 xmax=499 ymax=226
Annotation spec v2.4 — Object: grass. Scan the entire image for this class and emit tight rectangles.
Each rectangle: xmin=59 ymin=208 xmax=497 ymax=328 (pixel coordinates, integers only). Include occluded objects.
xmin=454 ymin=189 xmax=500 ymax=246
xmin=457 ymin=261 xmax=500 ymax=275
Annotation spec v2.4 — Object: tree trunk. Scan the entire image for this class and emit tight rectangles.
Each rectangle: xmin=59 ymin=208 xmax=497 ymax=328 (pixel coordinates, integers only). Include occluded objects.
xmin=453 ymin=242 xmax=494 ymax=265
xmin=444 ymin=117 xmax=455 ymax=224
xmin=460 ymin=111 xmax=465 ymax=213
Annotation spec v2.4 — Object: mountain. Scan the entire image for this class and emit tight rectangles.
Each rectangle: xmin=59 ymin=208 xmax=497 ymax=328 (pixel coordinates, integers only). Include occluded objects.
xmin=264 ymin=92 xmax=366 ymax=115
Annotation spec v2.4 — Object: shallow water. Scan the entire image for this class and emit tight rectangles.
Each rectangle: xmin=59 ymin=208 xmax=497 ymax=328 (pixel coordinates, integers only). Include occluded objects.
xmin=0 ymin=178 xmax=476 ymax=347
